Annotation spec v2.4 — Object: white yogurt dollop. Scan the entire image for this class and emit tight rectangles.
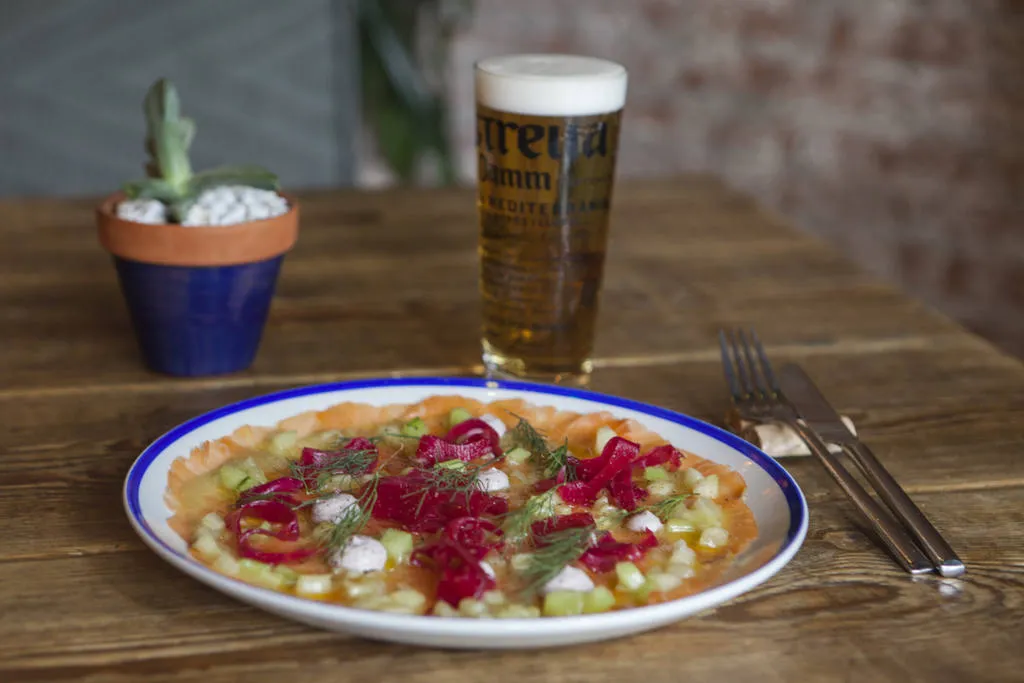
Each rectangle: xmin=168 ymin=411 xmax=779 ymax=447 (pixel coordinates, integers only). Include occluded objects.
xmin=479 ymin=414 xmax=507 ymax=438
xmin=311 ymin=493 xmax=359 ymax=525
xmin=541 ymin=566 xmax=594 ymax=594
xmin=476 ymin=467 xmax=510 ymax=492
xmin=331 ymin=535 xmax=387 ymax=574
xmin=626 ymin=510 xmax=663 ymax=533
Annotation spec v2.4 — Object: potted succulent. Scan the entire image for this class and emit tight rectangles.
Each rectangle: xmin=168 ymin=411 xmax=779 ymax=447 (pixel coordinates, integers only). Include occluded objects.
xmin=96 ymin=78 xmax=299 ymax=377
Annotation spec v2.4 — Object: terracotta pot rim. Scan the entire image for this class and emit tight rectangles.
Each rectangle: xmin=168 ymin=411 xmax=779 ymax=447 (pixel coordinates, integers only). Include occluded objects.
xmin=96 ymin=191 xmax=300 ymax=267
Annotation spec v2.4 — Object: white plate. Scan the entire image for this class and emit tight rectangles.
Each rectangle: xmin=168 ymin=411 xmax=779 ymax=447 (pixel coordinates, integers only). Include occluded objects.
xmin=124 ymin=377 xmax=807 ymax=649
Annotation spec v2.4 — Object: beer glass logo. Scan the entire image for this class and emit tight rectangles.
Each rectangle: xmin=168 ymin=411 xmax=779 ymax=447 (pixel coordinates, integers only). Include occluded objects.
xmin=477 ymin=113 xmax=612 ymax=192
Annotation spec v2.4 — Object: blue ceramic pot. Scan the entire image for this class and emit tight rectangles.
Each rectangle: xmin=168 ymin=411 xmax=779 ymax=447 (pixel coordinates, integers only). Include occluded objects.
xmin=97 ymin=192 xmax=299 ymax=377
xmin=113 ymin=256 xmax=284 ymax=376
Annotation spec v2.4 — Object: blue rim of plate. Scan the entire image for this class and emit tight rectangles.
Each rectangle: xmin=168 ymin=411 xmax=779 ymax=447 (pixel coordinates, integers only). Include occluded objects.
xmin=125 ymin=376 xmax=806 ymax=584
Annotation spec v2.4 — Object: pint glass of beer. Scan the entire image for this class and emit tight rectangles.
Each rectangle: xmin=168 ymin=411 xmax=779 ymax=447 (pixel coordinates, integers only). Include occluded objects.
xmin=475 ymin=54 xmax=627 ymax=384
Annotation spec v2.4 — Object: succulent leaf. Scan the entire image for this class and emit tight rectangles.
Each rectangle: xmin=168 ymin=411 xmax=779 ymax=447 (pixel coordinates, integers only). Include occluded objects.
xmin=189 ymin=165 xmax=279 ymax=195
xmin=123 ymin=177 xmax=183 ymax=202
xmin=142 ymin=78 xmax=194 ymax=189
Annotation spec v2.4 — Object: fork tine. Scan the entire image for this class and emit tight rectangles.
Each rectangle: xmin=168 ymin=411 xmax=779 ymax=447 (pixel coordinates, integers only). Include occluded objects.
xmin=749 ymin=329 xmax=780 ymax=393
xmin=718 ymin=330 xmax=743 ymax=400
xmin=737 ymin=330 xmax=769 ymax=399
xmin=726 ymin=329 xmax=754 ymax=396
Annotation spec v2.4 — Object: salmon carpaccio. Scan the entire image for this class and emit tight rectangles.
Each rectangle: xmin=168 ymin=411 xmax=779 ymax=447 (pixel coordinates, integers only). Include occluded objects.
xmin=166 ymin=395 xmax=758 ymax=617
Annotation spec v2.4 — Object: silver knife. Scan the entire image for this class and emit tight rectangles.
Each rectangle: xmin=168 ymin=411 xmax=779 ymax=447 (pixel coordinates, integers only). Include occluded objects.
xmin=779 ymin=363 xmax=966 ymax=577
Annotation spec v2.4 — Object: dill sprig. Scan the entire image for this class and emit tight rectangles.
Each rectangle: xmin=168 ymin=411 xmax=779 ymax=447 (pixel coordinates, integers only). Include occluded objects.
xmin=504 ymin=414 xmax=575 ymax=480
xmin=402 ymin=460 xmax=491 ymax=517
xmin=317 ymin=473 xmax=383 ymax=556
xmin=500 ymin=488 xmax=559 ymax=542
xmin=644 ymin=493 xmax=692 ymax=520
xmin=288 ymin=447 xmax=379 ymax=494
xmin=518 ymin=525 xmax=596 ymax=594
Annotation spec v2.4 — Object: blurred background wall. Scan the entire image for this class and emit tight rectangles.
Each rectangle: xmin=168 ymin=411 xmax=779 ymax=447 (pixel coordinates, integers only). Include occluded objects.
xmin=2 ymin=0 xmax=1022 ymax=358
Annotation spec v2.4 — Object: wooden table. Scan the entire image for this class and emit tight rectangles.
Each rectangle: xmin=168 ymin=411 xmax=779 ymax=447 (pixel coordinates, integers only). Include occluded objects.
xmin=2 ymin=177 xmax=1022 ymax=682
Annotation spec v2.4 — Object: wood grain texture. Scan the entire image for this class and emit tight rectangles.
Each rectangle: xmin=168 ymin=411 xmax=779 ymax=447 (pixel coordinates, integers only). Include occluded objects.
xmin=1 ymin=178 xmax=1022 ymax=681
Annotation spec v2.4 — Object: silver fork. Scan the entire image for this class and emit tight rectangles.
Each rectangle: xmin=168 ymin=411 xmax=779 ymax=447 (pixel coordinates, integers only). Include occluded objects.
xmin=719 ymin=329 xmax=933 ymax=575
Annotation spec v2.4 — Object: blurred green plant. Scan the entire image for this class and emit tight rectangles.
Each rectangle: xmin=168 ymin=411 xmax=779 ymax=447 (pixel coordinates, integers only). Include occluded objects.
xmin=357 ymin=0 xmax=473 ymax=185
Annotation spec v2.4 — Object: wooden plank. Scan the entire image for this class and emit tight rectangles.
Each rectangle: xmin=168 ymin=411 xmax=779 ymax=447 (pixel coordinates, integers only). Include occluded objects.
xmin=0 ymin=179 xmax=977 ymax=391
xmin=0 ymin=487 xmax=1021 ymax=682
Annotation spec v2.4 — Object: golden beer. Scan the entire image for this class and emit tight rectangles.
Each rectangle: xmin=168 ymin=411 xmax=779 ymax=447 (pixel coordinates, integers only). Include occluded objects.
xmin=475 ymin=55 xmax=627 ymax=384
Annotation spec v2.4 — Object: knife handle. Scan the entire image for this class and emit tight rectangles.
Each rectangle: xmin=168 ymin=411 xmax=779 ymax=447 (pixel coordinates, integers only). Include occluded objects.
xmin=788 ymin=420 xmax=933 ymax=575
xmin=842 ymin=441 xmax=965 ymax=577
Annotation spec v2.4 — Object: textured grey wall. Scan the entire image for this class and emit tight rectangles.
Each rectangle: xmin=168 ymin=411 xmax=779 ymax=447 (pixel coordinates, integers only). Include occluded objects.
xmin=0 ymin=0 xmax=359 ymax=197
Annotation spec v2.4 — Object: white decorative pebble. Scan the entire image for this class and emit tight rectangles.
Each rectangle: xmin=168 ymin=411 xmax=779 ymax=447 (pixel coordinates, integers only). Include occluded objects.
xmin=311 ymin=493 xmax=359 ymax=524
xmin=181 ymin=185 xmax=289 ymax=227
xmin=116 ymin=198 xmax=167 ymax=224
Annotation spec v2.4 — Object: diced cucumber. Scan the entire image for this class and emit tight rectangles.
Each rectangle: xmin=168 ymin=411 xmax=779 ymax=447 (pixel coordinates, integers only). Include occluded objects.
xmin=400 ymin=417 xmax=429 ymax=438
xmin=380 ymin=528 xmax=414 ymax=564
xmin=669 ymin=540 xmax=697 ymax=566
xmin=390 ymin=589 xmax=427 ymax=610
xmin=583 ymin=585 xmax=616 ymax=614
xmin=647 ymin=572 xmax=682 ymax=593
xmin=665 ymin=518 xmax=697 ymax=535
xmin=646 ymin=480 xmax=675 ymax=497
xmin=448 ymin=407 xmax=474 ymax=427
xmin=505 ymin=447 xmax=532 ymax=465
xmin=496 ymin=604 xmax=542 ymax=618
xmin=296 ymin=574 xmax=333 ymax=596
xmin=543 ymin=591 xmax=585 ymax=617
xmin=269 ymin=430 xmax=299 ymax=458
xmin=482 ymin=590 xmax=506 ymax=606
xmin=457 ymin=598 xmax=489 ymax=617
xmin=342 ymin=576 xmax=386 ymax=599
xmin=192 ymin=533 xmax=222 ymax=561
xmin=432 ymin=601 xmax=459 ymax=617
xmin=690 ymin=497 xmax=724 ymax=529
xmin=238 ymin=559 xmax=285 ymax=589
xmin=595 ymin=426 xmax=618 ymax=454
xmin=213 ymin=554 xmax=239 ymax=576
xmin=682 ymin=467 xmax=705 ymax=490
xmin=644 ymin=466 xmax=670 ymax=482
xmin=693 ymin=474 xmax=719 ymax=499
xmin=614 ymin=562 xmax=646 ymax=591
xmin=218 ymin=464 xmax=251 ymax=492
xmin=435 ymin=459 xmax=466 ymax=471
xmin=274 ymin=566 xmax=300 ymax=585
xmin=667 ymin=562 xmax=696 ymax=579
xmin=510 ymin=554 xmax=533 ymax=573
xmin=699 ymin=526 xmax=730 ymax=549
xmin=199 ymin=512 xmax=225 ymax=534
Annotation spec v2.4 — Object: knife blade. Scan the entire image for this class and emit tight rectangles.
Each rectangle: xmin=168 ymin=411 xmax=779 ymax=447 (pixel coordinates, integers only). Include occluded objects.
xmin=778 ymin=364 xmax=857 ymax=444
xmin=779 ymin=362 xmax=966 ymax=577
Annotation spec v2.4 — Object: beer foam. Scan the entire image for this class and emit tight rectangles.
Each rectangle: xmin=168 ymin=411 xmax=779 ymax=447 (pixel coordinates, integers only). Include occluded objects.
xmin=475 ymin=54 xmax=627 ymax=117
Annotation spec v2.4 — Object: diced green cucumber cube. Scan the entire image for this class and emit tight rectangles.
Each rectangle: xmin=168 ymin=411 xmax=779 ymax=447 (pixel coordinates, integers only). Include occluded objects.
xmin=583 ymin=585 xmax=616 ymax=613
xmin=238 ymin=559 xmax=285 ymax=589
xmin=669 ymin=540 xmax=697 ymax=566
xmin=690 ymin=497 xmax=724 ymax=529
xmin=505 ymin=447 xmax=532 ymax=465
xmin=380 ymin=528 xmax=414 ymax=564
xmin=274 ymin=566 xmax=300 ymax=585
xmin=693 ymin=474 xmax=719 ymax=499
xmin=644 ymin=465 xmax=670 ymax=482
xmin=682 ymin=467 xmax=705 ymax=490
xmin=699 ymin=526 xmax=730 ymax=549
xmin=199 ymin=512 xmax=225 ymax=534
xmin=269 ymin=430 xmax=299 ymax=458
xmin=496 ymin=604 xmax=542 ymax=618
xmin=666 ymin=518 xmax=697 ymax=535
xmin=218 ymin=464 xmax=250 ymax=492
xmin=595 ymin=426 xmax=618 ymax=454
xmin=542 ymin=591 xmax=585 ymax=617
xmin=646 ymin=480 xmax=675 ymax=497
xmin=448 ymin=407 xmax=473 ymax=427
xmin=435 ymin=459 xmax=466 ymax=471
xmin=296 ymin=574 xmax=333 ymax=595
xmin=390 ymin=589 xmax=427 ymax=610
xmin=614 ymin=561 xmax=646 ymax=591
xmin=192 ymin=533 xmax=222 ymax=561
xmin=400 ymin=417 xmax=429 ymax=438
xmin=458 ymin=598 xmax=489 ymax=617
xmin=212 ymin=554 xmax=239 ymax=576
